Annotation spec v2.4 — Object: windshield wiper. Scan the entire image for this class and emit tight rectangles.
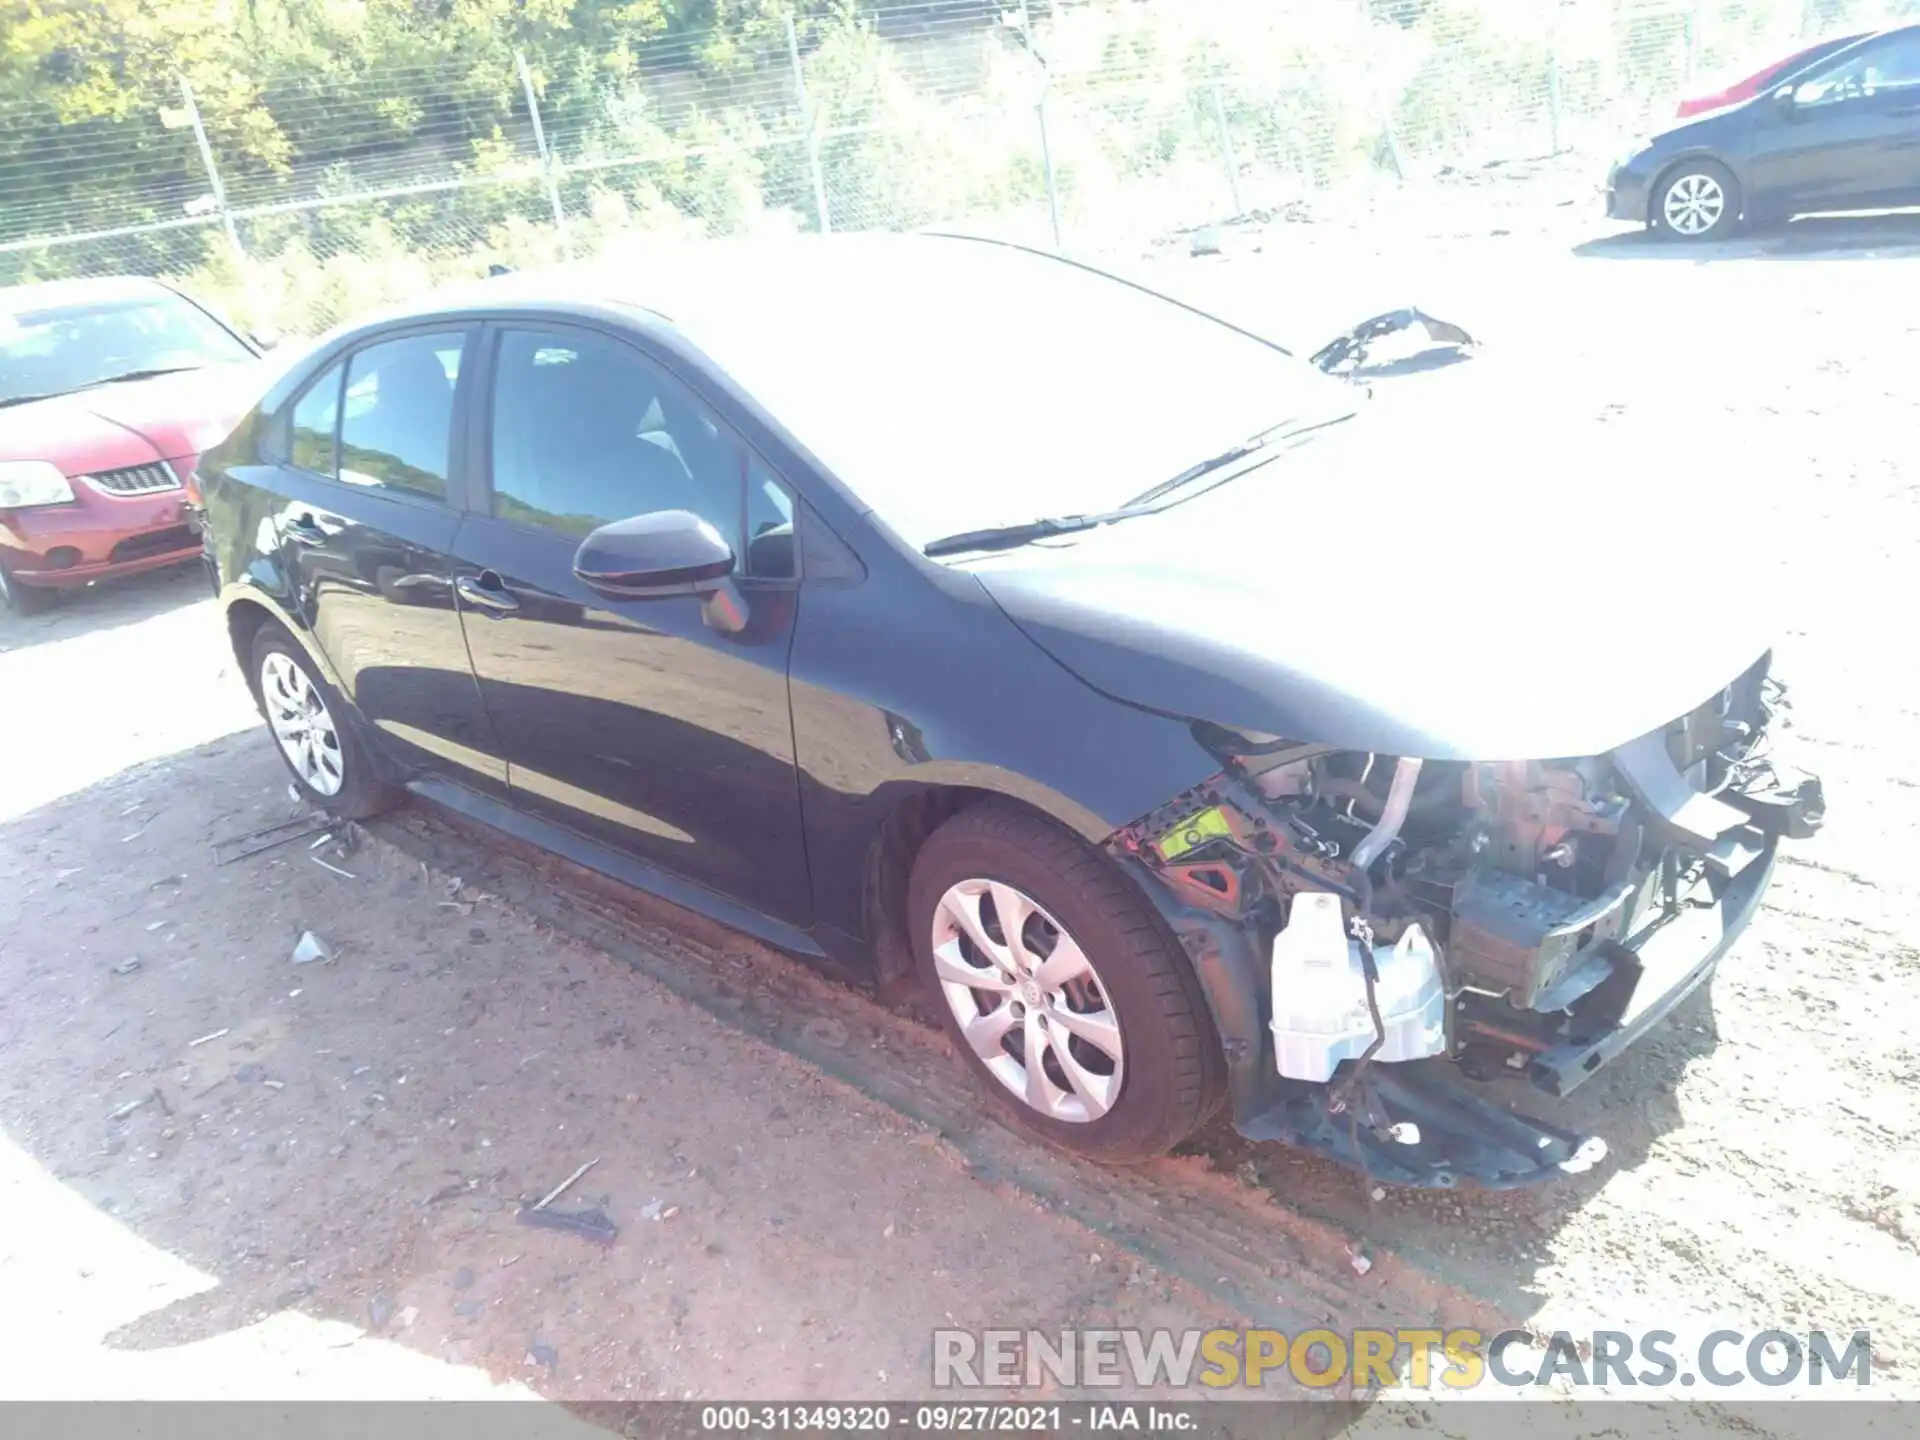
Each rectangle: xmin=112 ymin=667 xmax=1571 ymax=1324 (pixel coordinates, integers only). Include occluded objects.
xmin=0 ymin=367 xmax=199 ymax=409
xmin=923 ymin=507 xmax=1150 ymax=559
xmin=922 ymin=413 xmax=1356 ymax=560
xmin=1116 ymin=419 xmax=1300 ymax=511
xmin=82 ymin=365 xmax=200 ymax=388
xmin=1121 ymin=411 xmax=1357 ymax=510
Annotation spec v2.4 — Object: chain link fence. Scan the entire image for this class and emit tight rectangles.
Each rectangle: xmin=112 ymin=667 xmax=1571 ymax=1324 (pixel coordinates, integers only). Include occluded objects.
xmin=2 ymin=0 xmax=1913 ymax=338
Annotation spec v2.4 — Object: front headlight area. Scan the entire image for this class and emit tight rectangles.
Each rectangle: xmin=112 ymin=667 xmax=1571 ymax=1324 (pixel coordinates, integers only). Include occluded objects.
xmin=0 ymin=460 xmax=78 ymax=510
xmin=1115 ymin=671 xmax=1809 ymax=1090
xmin=1114 ymin=729 xmax=1471 ymax=943
xmin=1110 ymin=738 xmax=1464 ymax=1084
xmin=1108 ymin=729 xmax=1663 ymax=1084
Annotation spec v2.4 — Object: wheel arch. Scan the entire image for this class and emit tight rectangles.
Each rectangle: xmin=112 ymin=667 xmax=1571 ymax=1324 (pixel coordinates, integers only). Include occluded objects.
xmin=860 ymin=781 xmax=1021 ymax=999
xmin=860 ymin=774 xmax=1275 ymax=1131
xmin=859 ymin=776 xmax=1152 ymax=987
xmin=857 ymin=776 xmax=1242 ymax=1106
xmin=221 ymin=584 xmax=343 ymax=694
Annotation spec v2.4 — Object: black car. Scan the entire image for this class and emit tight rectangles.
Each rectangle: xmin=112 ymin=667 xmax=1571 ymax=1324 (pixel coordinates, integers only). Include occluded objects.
xmin=1608 ymin=23 xmax=1920 ymax=240
xmin=199 ymin=235 xmax=1824 ymax=1190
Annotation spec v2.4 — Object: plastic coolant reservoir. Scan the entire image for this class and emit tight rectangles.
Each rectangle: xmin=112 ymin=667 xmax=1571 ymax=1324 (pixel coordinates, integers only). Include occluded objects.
xmin=1269 ymin=891 xmax=1447 ymax=1083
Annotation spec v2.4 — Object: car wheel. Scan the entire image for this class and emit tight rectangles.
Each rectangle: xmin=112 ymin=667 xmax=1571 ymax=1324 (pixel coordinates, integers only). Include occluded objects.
xmin=1653 ymin=161 xmax=1741 ymax=241
xmin=906 ymin=801 xmax=1224 ymax=1163
xmin=0 ymin=564 xmax=57 ymax=616
xmin=250 ymin=622 xmax=398 ymax=821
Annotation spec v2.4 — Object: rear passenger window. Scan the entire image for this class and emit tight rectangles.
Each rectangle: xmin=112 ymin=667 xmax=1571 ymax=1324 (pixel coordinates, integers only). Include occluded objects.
xmin=336 ymin=332 xmax=466 ymax=500
xmin=288 ymin=363 xmax=343 ymax=475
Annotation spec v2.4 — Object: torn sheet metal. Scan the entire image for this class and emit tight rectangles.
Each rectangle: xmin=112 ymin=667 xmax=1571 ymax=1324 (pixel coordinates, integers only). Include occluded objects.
xmin=1309 ymin=307 xmax=1477 ymax=375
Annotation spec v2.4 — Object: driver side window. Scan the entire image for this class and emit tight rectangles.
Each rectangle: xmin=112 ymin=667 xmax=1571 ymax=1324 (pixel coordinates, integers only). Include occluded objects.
xmin=1796 ymin=36 xmax=1920 ymax=105
xmin=488 ymin=326 xmax=797 ymax=579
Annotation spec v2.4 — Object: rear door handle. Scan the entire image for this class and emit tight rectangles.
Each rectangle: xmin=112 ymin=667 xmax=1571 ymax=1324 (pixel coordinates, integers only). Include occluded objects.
xmin=284 ymin=515 xmax=327 ymax=546
xmin=455 ymin=572 xmax=520 ymax=614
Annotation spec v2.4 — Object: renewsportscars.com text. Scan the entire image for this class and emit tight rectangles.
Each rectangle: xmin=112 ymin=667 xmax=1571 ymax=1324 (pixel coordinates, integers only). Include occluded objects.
xmin=931 ymin=1328 xmax=1873 ymax=1392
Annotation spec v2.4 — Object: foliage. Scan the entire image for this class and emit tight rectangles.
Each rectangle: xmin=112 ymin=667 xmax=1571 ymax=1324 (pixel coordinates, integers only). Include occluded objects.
xmin=3 ymin=0 xmax=1907 ymax=323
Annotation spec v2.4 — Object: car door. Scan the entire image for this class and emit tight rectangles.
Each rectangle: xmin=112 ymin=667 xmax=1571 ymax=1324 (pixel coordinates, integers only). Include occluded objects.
xmin=1744 ymin=32 xmax=1920 ymax=212
xmin=1844 ymin=31 xmax=1920 ymax=205
xmin=269 ymin=325 xmax=505 ymax=788
xmin=452 ymin=320 xmax=812 ymax=927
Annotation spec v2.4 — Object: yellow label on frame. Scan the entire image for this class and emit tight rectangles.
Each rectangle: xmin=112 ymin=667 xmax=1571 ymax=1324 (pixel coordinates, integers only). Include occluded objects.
xmin=1155 ymin=806 xmax=1232 ymax=861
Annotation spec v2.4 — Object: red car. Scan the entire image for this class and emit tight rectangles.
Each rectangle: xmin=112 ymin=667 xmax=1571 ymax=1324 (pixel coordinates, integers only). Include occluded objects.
xmin=1 ymin=275 xmax=265 ymax=613
xmin=1673 ymin=31 xmax=1868 ymax=118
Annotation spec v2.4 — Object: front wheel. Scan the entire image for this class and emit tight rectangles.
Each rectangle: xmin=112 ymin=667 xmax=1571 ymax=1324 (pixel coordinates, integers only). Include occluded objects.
xmin=0 ymin=565 xmax=57 ymax=615
xmin=1652 ymin=161 xmax=1742 ymax=241
xmin=907 ymin=801 xmax=1224 ymax=1164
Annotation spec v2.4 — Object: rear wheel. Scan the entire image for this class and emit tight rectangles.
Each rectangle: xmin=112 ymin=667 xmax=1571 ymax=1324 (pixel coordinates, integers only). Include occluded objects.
xmin=1653 ymin=160 xmax=1741 ymax=241
xmin=906 ymin=801 xmax=1223 ymax=1163
xmin=249 ymin=623 xmax=398 ymax=820
xmin=0 ymin=565 xmax=57 ymax=616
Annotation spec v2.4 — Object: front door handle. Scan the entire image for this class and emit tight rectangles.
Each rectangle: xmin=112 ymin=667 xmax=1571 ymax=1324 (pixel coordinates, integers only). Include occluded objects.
xmin=455 ymin=572 xmax=520 ymax=614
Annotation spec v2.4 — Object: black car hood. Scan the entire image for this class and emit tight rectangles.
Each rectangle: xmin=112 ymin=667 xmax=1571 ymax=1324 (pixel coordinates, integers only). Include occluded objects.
xmin=964 ymin=410 xmax=1778 ymax=762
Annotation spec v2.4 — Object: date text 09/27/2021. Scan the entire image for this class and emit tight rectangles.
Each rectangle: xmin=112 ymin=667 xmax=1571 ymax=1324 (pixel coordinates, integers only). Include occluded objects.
xmin=698 ymin=1406 xmax=1192 ymax=1432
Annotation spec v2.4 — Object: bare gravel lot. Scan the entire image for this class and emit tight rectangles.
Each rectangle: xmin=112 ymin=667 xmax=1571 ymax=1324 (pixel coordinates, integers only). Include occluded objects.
xmin=3 ymin=171 xmax=1919 ymax=1425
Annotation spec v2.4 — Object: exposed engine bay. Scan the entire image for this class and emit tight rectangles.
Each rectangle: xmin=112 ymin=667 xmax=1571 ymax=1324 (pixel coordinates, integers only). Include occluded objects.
xmin=1109 ymin=652 xmax=1825 ymax=1190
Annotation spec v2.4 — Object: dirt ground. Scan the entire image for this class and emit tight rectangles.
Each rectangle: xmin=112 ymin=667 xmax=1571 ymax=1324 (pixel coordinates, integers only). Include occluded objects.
xmin=3 ymin=165 xmax=1919 ymax=1426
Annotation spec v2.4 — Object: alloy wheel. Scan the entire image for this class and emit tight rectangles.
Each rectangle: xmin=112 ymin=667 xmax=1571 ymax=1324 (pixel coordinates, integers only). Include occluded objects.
xmin=260 ymin=651 xmax=345 ymax=796
xmin=1663 ymin=172 xmax=1726 ymax=236
xmin=929 ymin=878 xmax=1125 ymax=1123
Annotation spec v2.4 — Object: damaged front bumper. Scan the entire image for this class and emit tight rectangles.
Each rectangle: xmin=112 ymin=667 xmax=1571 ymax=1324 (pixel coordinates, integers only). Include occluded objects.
xmin=1524 ymin=834 xmax=1773 ymax=1098
xmin=1239 ymin=832 xmax=1775 ymax=1190
xmin=1110 ymin=670 xmax=1825 ymax=1190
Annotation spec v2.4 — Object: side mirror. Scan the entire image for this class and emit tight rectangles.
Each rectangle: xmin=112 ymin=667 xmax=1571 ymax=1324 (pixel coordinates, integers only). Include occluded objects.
xmin=574 ymin=509 xmax=735 ymax=595
xmin=573 ymin=509 xmax=746 ymax=632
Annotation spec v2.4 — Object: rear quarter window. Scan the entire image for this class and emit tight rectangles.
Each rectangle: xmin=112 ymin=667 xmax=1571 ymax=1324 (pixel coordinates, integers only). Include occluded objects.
xmin=285 ymin=362 xmax=344 ymax=476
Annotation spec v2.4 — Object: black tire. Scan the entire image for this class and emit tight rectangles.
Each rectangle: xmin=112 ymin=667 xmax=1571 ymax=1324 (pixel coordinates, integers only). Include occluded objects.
xmin=248 ymin=622 xmax=399 ymax=821
xmin=907 ymin=800 xmax=1225 ymax=1164
xmin=1651 ymin=159 xmax=1742 ymax=242
xmin=0 ymin=564 xmax=57 ymax=615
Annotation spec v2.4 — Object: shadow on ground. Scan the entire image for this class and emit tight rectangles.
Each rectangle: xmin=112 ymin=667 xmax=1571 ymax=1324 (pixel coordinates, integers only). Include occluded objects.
xmin=0 ymin=734 xmax=1440 ymax=1418
xmin=0 ymin=560 xmax=208 ymax=655
xmin=0 ymin=719 xmax=1721 ymax=1412
xmin=1573 ymin=211 xmax=1920 ymax=262
xmin=1200 ymin=986 xmax=1716 ymax=1320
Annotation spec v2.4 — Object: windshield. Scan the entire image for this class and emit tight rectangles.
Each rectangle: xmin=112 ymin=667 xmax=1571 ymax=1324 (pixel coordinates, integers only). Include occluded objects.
xmin=666 ymin=239 xmax=1355 ymax=550
xmin=0 ymin=289 xmax=252 ymax=405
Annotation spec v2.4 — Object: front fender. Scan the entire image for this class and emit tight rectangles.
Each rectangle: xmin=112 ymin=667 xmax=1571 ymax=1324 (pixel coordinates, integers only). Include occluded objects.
xmin=1115 ymin=852 xmax=1279 ymax=1125
xmin=789 ymin=542 xmax=1226 ymax=946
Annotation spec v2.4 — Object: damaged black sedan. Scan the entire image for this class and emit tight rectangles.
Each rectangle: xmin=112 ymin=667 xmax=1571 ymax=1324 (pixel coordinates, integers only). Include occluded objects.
xmin=198 ymin=233 xmax=1823 ymax=1191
